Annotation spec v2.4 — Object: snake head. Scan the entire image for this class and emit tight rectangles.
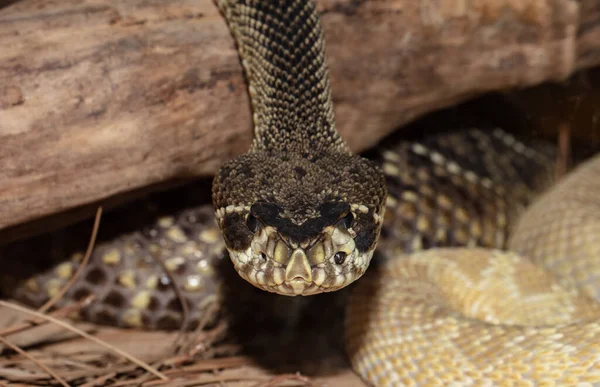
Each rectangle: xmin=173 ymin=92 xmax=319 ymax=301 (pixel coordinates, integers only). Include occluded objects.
xmin=212 ymin=151 xmax=387 ymax=296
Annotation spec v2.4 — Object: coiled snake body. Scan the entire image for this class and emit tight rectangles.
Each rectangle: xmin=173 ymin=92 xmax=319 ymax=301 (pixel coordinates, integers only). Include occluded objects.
xmin=2 ymin=1 xmax=600 ymax=385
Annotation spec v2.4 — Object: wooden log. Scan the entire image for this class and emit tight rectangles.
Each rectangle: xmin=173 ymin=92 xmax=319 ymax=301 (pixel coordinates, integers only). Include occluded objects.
xmin=0 ymin=0 xmax=599 ymax=234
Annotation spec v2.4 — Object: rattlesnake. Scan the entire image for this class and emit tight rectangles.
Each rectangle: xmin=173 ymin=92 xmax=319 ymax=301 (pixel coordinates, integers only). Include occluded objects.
xmin=1 ymin=0 xmax=599 ymax=385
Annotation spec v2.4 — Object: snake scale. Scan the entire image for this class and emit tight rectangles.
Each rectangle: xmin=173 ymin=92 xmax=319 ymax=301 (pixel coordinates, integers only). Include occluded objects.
xmin=1 ymin=0 xmax=600 ymax=385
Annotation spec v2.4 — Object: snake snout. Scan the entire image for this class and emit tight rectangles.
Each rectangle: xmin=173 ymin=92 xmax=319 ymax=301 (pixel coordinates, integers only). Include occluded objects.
xmin=226 ymin=222 xmax=374 ymax=297
xmin=285 ymin=249 xmax=312 ymax=282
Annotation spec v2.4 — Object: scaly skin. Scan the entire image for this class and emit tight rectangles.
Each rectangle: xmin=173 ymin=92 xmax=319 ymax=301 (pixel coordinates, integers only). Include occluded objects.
xmin=1 ymin=1 xmax=599 ymax=385
xmin=346 ymin=155 xmax=600 ymax=386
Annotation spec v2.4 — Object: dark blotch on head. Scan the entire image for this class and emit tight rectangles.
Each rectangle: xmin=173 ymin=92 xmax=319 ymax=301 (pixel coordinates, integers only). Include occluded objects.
xmin=354 ymin=212 xmax=379 ymax=252
xmin=293 ymin=166 xmax=307 ymax=180
xmin=240 ymin=163 xmax=254 ymax=178
xmin=222 ymin=213 xmax=253 ymax=251
xmin=251 ymin=201 xmax=351 ymax=244
xmin=319 ymin=202 xmax=349 ymax=220
xmin=251 ymin=201 xmax=281 ymax=221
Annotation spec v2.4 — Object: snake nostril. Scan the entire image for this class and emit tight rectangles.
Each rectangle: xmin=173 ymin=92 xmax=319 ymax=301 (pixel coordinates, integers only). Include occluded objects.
xmin=260 ymin=252 xmax=267 ymax=260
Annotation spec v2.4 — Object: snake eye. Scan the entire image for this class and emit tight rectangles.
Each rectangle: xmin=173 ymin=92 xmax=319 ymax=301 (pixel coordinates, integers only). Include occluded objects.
xmin=340 ymin=212 xmax=354 ymax=229
xmin=334 ymin=251 xmax=347 ymax=264
xmin=246 ymin=214 xmax=259 ymax=233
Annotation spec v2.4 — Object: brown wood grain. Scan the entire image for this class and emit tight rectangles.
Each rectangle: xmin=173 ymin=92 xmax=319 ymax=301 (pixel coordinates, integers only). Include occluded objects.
xmin=0 ymin=0 xmax=598 ymax=233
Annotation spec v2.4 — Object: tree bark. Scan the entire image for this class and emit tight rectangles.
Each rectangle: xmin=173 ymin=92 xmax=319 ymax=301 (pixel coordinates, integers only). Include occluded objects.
xmin=0 ymin=0 xmax=598 ymax=233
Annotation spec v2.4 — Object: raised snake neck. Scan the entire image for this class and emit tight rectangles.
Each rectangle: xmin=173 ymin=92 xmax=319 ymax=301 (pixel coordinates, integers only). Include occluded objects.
xmin=212 ymin=0 xmax=387 ymax=296
xmin=217 ymin=0 xmax=344 ymax=153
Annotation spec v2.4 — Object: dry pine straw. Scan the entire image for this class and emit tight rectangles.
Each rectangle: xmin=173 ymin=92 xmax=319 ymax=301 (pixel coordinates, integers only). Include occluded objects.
xmin=0 ymin=209 xmax=362 ymax=387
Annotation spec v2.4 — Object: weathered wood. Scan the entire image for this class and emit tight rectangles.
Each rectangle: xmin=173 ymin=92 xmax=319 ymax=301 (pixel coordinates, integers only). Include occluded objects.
xmin=0 ymin=0 xmax=599 ymax=233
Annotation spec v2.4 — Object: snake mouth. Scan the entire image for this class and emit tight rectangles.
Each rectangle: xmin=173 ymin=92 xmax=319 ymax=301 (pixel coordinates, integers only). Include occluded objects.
xmin=227 ymin=239 xmax=373 ymax=296
xmin=287 ymin=278 xmax=311 ymax=295
xmin=230 ymin=259 xmax=363 ymax=296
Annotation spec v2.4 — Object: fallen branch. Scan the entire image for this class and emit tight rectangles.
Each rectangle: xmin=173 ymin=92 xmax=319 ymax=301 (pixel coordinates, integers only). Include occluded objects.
xmin=1 ymin=0 xmax=599 ymax=233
